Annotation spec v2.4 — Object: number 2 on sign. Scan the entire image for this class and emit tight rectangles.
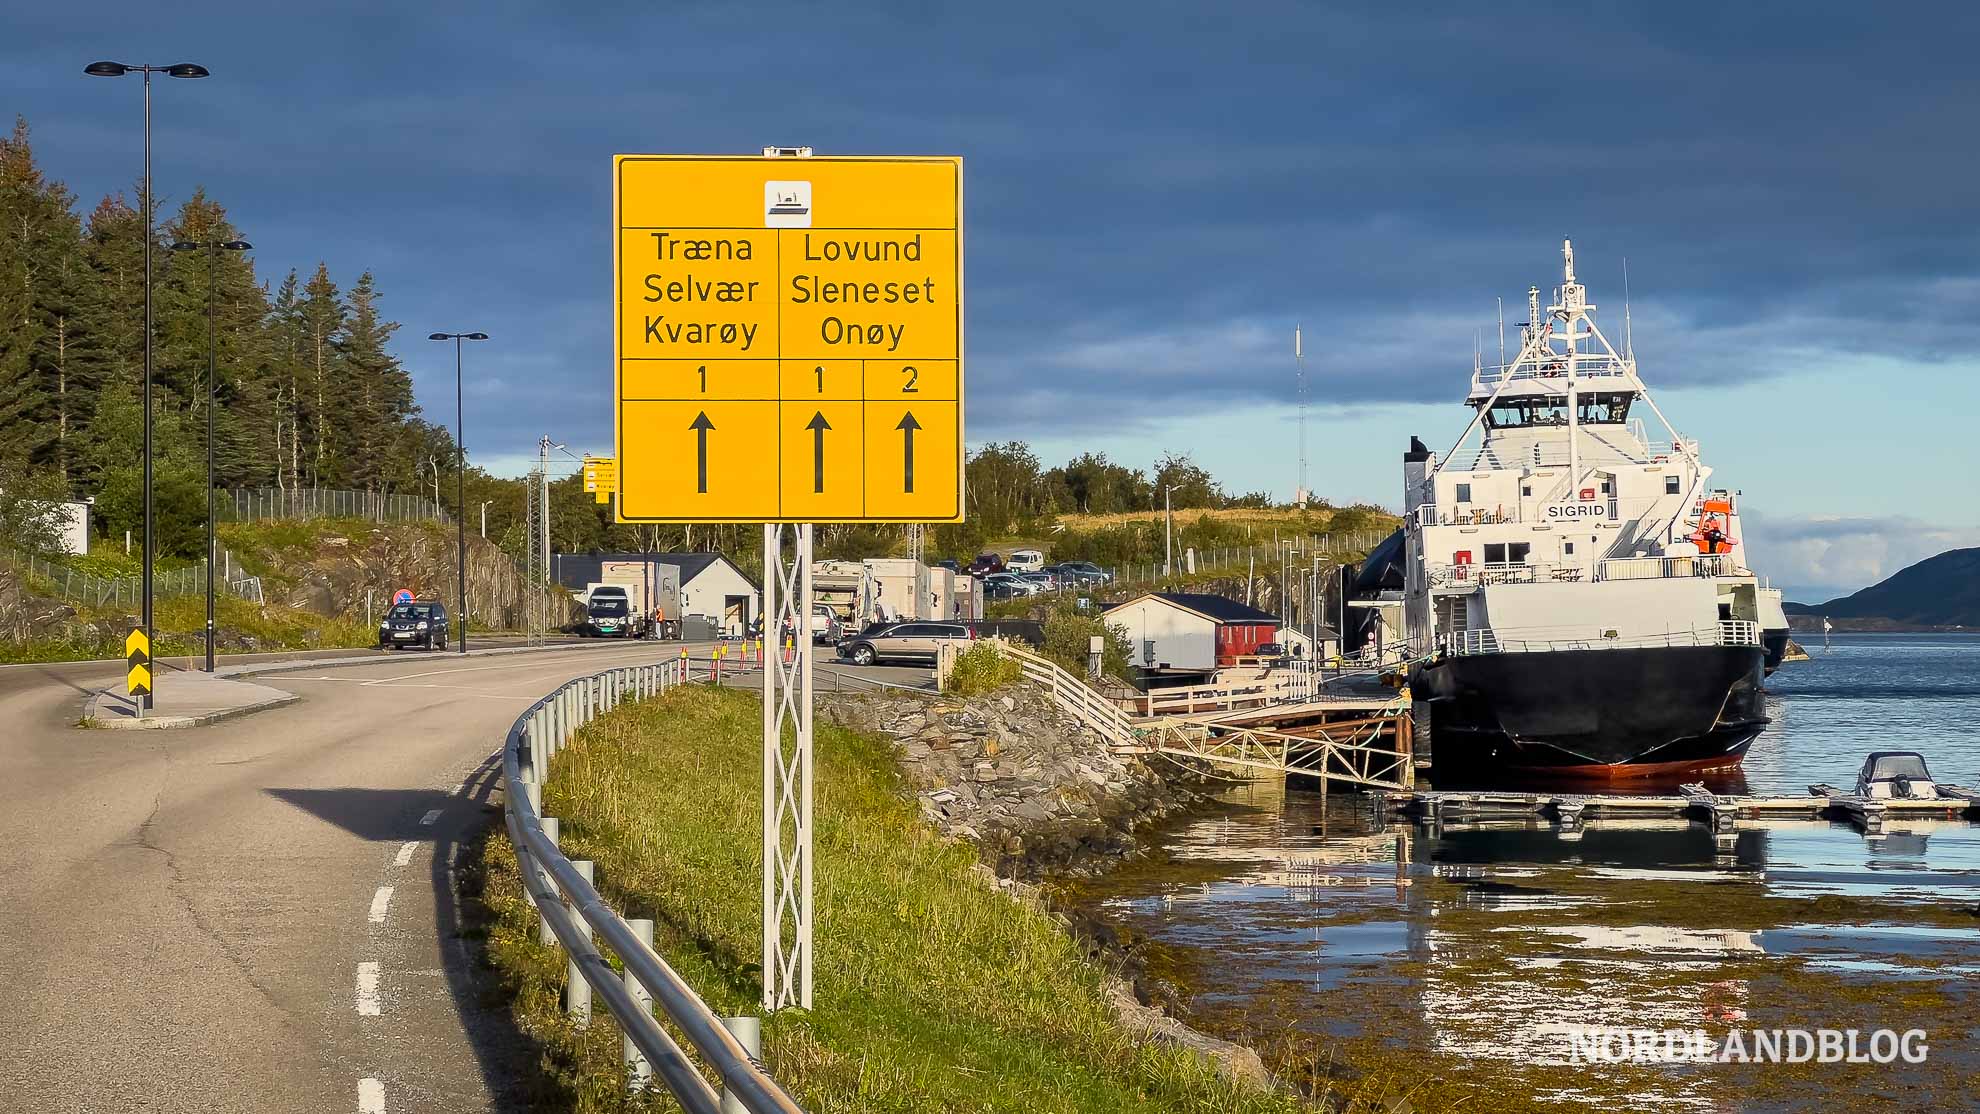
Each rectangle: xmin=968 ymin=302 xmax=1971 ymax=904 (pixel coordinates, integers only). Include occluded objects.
xmin=901 ymin=366 xmax=919 ymax=393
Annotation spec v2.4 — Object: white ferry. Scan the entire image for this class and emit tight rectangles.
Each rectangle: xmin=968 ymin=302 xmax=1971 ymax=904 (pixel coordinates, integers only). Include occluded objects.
xmin=1392 ymin=241 xmax=1771 ymax=777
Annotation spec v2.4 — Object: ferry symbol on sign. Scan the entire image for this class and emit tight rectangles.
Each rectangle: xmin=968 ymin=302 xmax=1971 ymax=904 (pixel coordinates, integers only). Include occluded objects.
xmin=764 ymin=180 xmax=811 ymax=228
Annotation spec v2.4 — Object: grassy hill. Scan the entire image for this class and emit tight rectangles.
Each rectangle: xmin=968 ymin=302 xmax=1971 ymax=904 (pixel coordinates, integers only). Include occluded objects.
xmin=1783 ymin=547 xmax=1980 ymax=628
xmin=971 ymin=504 xmax=1399 ymax=576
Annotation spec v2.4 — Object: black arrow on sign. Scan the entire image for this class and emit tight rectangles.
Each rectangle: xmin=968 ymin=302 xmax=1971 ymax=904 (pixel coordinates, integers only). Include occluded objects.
xmin=805 ymin=411 xmax=831 ymax=493
xmin=689 ymin=411 xmax=714 ymax=493
xmin=896 ymin=411 xmax=921 ymax=494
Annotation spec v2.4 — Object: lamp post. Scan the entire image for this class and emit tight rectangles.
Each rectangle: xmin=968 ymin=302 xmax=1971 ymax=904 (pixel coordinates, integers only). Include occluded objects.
xmin=85 ymin=59 xmax=208 ymax=706
xmin=170 ymin=236 xmax=252 ymax=672
xmin=1162 ymin=485 xmax=1175 ymax=579
xmin=428 ymin=331 xmax=486 ymax=653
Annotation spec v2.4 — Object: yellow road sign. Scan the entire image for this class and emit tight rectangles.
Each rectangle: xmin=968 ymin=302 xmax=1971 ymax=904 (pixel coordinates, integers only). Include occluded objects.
xmin=583 ymin=456 xmax=618 ymax=504
xmin=613 ymin=154 xmax=964 ymax=523
xmin=125 ymin=628 xmax=151 ymax=698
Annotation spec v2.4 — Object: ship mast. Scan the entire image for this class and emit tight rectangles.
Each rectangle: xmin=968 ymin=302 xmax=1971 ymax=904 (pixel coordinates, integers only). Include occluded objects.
xmin=1558 ymin=239 xmax=1583 ymax=494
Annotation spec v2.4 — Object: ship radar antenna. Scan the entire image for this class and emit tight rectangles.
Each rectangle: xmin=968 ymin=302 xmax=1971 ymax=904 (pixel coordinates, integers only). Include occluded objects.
xmin=1563 ymin=238 xmax=1575 ymax=283
xmin=1497 ymin=296 xmax=1506 ymax=370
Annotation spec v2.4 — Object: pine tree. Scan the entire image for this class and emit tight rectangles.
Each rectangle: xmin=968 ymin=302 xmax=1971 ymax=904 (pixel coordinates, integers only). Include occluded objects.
xmin=0 ymin=116 xmax=107 ymax=490
xmin=265 ymin=270 xmax=305 ymax=491
xmin=335 ymin=272 xmax=413 ymax=491
xmin=298 ymin=263 xmax=344 ymax=487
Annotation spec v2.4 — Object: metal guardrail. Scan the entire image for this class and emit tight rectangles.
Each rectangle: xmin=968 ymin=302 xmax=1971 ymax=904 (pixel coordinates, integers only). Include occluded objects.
xmin=502 ymin=659 xmax=807 ymax=1114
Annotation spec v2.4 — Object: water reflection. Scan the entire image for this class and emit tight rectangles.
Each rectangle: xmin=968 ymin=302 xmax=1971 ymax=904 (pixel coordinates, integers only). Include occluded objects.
xmin=1083 ymin=779 xmax=1980 ymax=1110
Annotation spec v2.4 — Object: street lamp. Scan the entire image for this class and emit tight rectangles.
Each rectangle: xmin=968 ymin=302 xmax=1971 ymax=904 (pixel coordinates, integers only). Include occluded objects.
xmin=171 ymin=237 xmax=252 ymax=673
xmin=428 ymin=331 xmax=487 ymax=654
xmin=86 ymin=59 xmax=208 ymax=707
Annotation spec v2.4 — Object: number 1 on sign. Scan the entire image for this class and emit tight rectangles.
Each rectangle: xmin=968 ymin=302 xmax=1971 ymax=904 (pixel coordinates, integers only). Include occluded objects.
xmin=696 ymin=365 xmax=706 ymax=392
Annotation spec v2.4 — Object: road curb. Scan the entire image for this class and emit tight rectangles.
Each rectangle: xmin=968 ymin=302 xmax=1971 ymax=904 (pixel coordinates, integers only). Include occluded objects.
xmin=82 ymin=688 xmax=303 ymax=730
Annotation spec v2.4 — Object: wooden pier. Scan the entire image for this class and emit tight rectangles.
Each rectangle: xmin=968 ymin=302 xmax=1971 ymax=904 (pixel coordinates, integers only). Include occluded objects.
xmin=1126 ymin=687 xmax=1417 ymax=790
xmin=1387 ymin=784 xmax=1980 ymax=834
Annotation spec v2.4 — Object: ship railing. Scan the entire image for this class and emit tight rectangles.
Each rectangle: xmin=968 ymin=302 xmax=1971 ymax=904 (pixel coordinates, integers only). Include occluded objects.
xmin=1426 ymin=560 xmax=1587 ymax=588
xmin=1445 ymin=621 xmax=1761 ymax=656
xmin=1469 ymin=355 xmax=1634 ymax=390
xmin=1594 ymin=554 xmax=1738 ymax=581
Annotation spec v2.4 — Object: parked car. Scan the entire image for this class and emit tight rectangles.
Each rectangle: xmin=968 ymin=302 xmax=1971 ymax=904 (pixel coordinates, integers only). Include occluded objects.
xmin=1252 ymin=641 xmax=1289 ymax=665
xmin=379 ymin=601 xmax=450 ymax=650
xmin=984 ymin=572 xmax=1040 ymax=597
xmin=932 ymin=557 xmax=960 ymax=573
xmin=1019 ymin=571 xmax=1060 ymax=591
xmin=1056 ymin=560 xmax=1112 ymax=585
xmin=839 ymin=621 xmax=972 ymax=666
xmin=1005 ymin=548 xmax=1046 ymax=573
xmin=968 ymin=552 xmax=1006 ymax=575
xmin=983 ymin=578 xmax=1026 ymax=600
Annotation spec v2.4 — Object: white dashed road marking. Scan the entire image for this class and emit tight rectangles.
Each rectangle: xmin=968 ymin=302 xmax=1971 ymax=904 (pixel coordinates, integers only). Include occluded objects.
xmin=367 ymin=887 xmax=393 ymax=924
xmin=358 ymin=1077 xmax=385 ymax=1113
xmin=355 ymin=962 xmax=381 ymax=1017
xmin=393 ymin=841 xmax=417 ymax=867
xmin=419 ymin=809 xmax=443 ymax=826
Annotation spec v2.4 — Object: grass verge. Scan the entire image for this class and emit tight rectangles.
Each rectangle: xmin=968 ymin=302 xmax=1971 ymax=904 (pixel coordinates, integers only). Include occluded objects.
xmin=478 ymin=684 xmax=1318 ymax=1113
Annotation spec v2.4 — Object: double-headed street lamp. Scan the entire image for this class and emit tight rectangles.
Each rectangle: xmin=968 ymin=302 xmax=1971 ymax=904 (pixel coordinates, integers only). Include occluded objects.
xmin=428 ymin=331 xmax=487 ymax=654
xmin=85 ymin=59 xmax=208 ymax=706
xmin=170 ymin=237 xmax=252 ymax=673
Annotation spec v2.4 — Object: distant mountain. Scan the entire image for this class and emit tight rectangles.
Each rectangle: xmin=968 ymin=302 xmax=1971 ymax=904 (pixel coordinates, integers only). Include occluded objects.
xmin=1783 ymin=547 xmax=1980 ymax=628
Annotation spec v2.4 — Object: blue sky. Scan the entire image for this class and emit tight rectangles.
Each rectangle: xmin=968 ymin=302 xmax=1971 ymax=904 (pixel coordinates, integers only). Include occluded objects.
xmin=10 ymin=3 xmax=1979 ymax=600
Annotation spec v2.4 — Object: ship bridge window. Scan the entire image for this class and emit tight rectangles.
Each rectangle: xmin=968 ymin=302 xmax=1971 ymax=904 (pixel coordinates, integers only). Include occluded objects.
xmin=1576 ymin=392 xmax=1634 ymax=424
xmin=1665 ymin=475 xmax=1681 ymax=495
xmin=1484 ymin=398 xmax=1568 ymax=428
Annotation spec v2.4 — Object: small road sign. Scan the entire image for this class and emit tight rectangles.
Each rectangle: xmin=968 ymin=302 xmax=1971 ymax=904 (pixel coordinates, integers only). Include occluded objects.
xmin=125 ymin=628 xmax=151 ymax=699
xmin=392 ymin=588 xmax=414 ymax=606
xmin=583 ymin=456 xmax=619 ymax=504
xmin=613 ymin=154 xmax=964 ymax=523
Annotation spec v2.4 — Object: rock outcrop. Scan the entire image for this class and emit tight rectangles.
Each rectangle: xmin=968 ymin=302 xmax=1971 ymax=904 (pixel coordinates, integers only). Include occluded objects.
xmin=230 ymin=523 xmax=580 ymax=629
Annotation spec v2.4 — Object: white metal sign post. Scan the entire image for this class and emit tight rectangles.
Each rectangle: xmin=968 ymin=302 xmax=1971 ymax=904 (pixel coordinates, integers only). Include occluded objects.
xmin=761 ymin=522 xmax=814 ymax=1011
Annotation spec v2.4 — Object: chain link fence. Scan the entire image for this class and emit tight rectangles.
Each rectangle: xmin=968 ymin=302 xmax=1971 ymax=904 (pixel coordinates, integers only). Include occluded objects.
xmin=1107 ymin=528 xmax=1392 ymax=587
xmin=217 ymin=487 xmax=448 ymax=525
xmin=9 ymin=549 xmax=264 ymax=609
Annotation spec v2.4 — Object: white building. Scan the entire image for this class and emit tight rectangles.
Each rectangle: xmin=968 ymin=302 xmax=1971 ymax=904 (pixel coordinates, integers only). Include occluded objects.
xmin=1101 ymin=592 xmax=1283 ymax=676
xmin=553 ymin=551 xmax=758 ymax=636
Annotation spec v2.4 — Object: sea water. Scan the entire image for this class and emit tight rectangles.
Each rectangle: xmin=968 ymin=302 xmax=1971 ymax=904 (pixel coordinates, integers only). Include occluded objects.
xmin=1075 ymin=633 xmax=1980 ymax=1110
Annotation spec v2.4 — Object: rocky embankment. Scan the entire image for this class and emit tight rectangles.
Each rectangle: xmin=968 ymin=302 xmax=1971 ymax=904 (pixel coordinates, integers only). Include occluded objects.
xmin=819 ymin=682 xmax=1195 ymax=879
xmin=229 ymin=521 xmax=580 ymax=629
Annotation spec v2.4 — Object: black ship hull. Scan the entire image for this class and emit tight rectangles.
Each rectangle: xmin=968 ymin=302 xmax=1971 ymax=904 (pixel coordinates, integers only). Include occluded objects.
xmin=1762 ymin=628 xmax=1790 ymax=676
xmin=1412 ymin=644 xmax=1768 ymax=777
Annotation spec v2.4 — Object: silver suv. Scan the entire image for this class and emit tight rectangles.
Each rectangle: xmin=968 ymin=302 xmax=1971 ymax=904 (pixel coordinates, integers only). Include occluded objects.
xmin=841 ymin=621 xmax=970 ymax=666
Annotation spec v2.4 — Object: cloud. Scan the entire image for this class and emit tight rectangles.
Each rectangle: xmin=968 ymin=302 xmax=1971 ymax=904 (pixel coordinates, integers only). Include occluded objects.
xmin=16 ymin=1 xmax=1980 ymax=507
xmin=1742 ymin=512 xmax=1980 ymax=604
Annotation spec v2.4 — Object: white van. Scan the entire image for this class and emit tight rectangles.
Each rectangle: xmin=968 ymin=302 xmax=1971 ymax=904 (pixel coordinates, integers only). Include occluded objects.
xmin=1005 ymin=549 xmax=1046 ymax=573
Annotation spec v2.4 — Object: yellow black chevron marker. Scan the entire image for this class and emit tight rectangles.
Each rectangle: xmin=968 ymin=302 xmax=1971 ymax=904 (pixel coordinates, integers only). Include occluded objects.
xmin=125 ymin=628 xmax=151 ymax=699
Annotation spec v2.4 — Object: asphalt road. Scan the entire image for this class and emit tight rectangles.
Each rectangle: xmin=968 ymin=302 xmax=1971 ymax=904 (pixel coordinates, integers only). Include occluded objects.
xmin=0 ymin=640 xmax=929 ymax=1112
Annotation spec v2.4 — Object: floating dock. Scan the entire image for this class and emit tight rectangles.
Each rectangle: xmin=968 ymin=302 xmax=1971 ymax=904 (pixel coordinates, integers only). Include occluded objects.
xmin=1386 ymin=784 xmax=1980 ymax=834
